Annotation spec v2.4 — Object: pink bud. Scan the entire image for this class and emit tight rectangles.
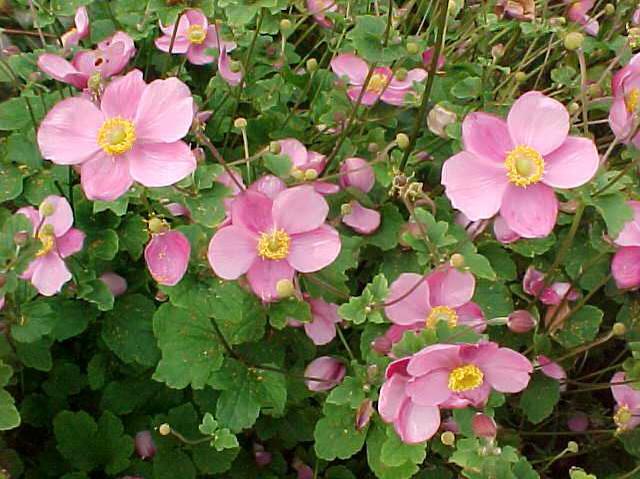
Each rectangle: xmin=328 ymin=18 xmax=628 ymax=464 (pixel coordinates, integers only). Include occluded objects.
xmin=371 ymin=335 xmax=392 ymax=355
xmin=144 ymin=231 xmax=191 ymax=287
xmin=253 ymin=444 xmax=272 ymax=467
xmin=567 ymin=412 xmax=589 ymax=432
xmin=218 ymin=47 xmax=242 ymax=86
xmin=99 ymin=272 xmax=127 ymax=297
xmin=471 ymin=413 xmax=497 ymax=438
xmin=421 ymin=47 xmax=446 ymax=70
xmin=304 ymin=356 xmax=346 ymax=392
xmin=441 ymin=416 xmax=460 ymax=434
xmin=249 ymin=174 xmax=287 ymax=199
xmin=507 ymin=310 xmax=537 ymax=333
xmin=2 ymin=46 xmax=20 ymax=56
xmin=540 ymin=282 xmax=579 ymax=305
xmin=612 ymin=247 xmax=640 ymax=289
xmin=339 ymin=157 xmax=375 ymax=193
xmin=342 ymin=201 xmax=381 ymax=235
xmin=292 ymin=458 xmax=314 ymax=479
xmin=356 ymin=399 xmax=374 ymax=431
xmin=523 ymin=266 xmax=545 ymax=297
xmin=135 ymin=431 xmax=156 ymax=460
xmin=493 ymin=215 xmax=520 ymax=244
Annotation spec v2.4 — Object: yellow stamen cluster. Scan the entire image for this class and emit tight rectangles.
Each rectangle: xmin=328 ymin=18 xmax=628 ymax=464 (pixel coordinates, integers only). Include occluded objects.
xmin=257 ymin=229 xmax=291 ymax=260
xmin=426 ymin=305 xmax=459 ymax=329
xmin=614 ymin=405 xmax=632 ymax=429
xmin=97 ymin=117 xmax=136 ymax=156
xmin=504 ymin=145 xmax=545 ymax=187
xmin=36 ymin=230 xmax=55 ymax=257
xmin=187 ymin=24 xmax=207 ymax=44
xmin=626 ymin=88 xmax=640 ymax=113
xmin=448 ymin=364 xmax=484 ymax=392
xmin=367 ymin=73 xmax=389 ymax=93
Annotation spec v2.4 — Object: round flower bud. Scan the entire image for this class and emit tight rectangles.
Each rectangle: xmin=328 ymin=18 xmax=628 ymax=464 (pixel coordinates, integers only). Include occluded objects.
xmin=306 ymin=58 xmax=318 ymax=72
xmin=340 ymin=203 xmax=353 ymax=216
xmin=587 ymin=83 xmax=602 ymax=98
xmin=449 ymin=253 xmax=465 ymax=269
xmin=148 ymin=217 xmax=167 ymax=234
xmin=441 ymin=431 xmax=456 ymax=446
xmin=276 ymin=279 xmax=295 ymax=298
xmin=229 ymin=61 xmax=242 ymax=73
xmin=290 ymin=167 xmax=305 ymax=180
xmin=567 ymin=441 xmax=579 ymax=453
xmin=604 ymin=3 xmax=615 ymax=15
xmin=564 ymin=32 xmax=584 ymax=51
xmin=406 ymin=42 xmax=419 ymax=54
xmin=234 ymin=117 xmax=247 ymax=129
xmin=158 ymin=423 xmax=171 ymax=436
xmin=396 ymin=133 xmax=410 ymax=150
xmin=304 ymin=169 xmax=318 ymax=181
xmin=269 ymin=141 xmax=281 ymax=154
xmin=13 ymin=231 xmax=28 ymax=246
xmin=39 ymin=201 xmax=55 ymax=217
xmin=472 ymin=413 xmax=497 ymax=439
xmin=395 ymin=68 xmax=408 ymax=81
xmin=279 ymin=19 xmax=292 ymax=31
xmin=135 ymin=431 xmax=156 ymax=460
xmin=613 ymin=322 xmax=627 ymax=336
xmin=514 ymin=71 xmax=527 ymax=83
xmin=367 ymin=142 xmax=380 ymax=153
xmin=568 ymin=102 xmax=580 ymax=114
xmin=507 ymin=310 xmax=537 ymax=334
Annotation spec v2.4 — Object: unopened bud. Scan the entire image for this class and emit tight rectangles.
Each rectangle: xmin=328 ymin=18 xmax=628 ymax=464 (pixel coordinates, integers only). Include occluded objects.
xmin=604 ymin=3 xmax=615 ymax=15
xmin=304 ymin=169 xmax=318 ymax=181
xmin=1 ymin=46 xmax=20 ymax=56
xmin=234 ymin=117 xmax=247 ymax=129
xmin=564 ymin=32 xmax=584 ymax=51
xmin=507 ymin=310 xmax=537 ymax=333
xmin=396 ymin=133 xmax=410 ymax=150
xmin=567 ymin=441 xmax=579 ymax=453
xmin=290 ymin=167 xmax=304 ymax=180
xmin=39 ymin=201 xmax=55 ymax=217
xmin=587 ymin=83 xmax=602 ymax=98
xmin=279 ymin=19 xmax=292 ymax=31
xmin=155 ymin=291 xmax=168 ymax=302
xmin=306 ymin=58 xmax=318 ymax=72
xmin=406 ymin=42 xmax=419 ymax=54
xmin=355 ymin=399 xmax=374 ymax=431
xmin=449 ymin=253 xmax=465 ymax=269
xmin=514 ymin=71 xmax=526 ymax=83
xmin=13 ymin=231 xmax=28 ymax=246
xmin=341 ymin=203 xmax=353 ymax=216
xmin=269 ymin=141 xmax=281 ymax=154
xmin=395 ymin=68 xmax=408 ymax=81
xmin=229 ymin=60 xmax=242 ymax=73
xmin=367 ymin=142 xmax=380 ymax=153
xmin=276 ymin=279 xmax=295 ymax=298
xmin=472 ymin=413 xmax=497 ymax=439
xmin=568 ymin=102 xmax=580 ymax=114
xmin=613 ymin=322 xmax=627 ymax=336
xmin=148 ymin=217 xmax=167 ymax=234
xmin=441 ymin=431 xmax=456 ymax=446
xmin=158 ymin=423 xmax=171 ymax=436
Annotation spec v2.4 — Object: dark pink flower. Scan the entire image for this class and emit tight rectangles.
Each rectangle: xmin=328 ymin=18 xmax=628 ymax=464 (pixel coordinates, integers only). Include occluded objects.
xmin=421 ymin=47 xmax=446 ymax=70
xmin=304 ymin=356 xmax=346 ymax=392
xmin=135 ymin=430 xmax=156 ymax=460
xmin=144 ymin=230 xmax=191 ymax=286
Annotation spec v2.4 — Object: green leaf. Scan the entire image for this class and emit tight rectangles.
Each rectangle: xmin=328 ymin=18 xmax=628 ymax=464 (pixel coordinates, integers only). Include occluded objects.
xmin=102 ymin=294 xmax=160 ymax=367
xmin=555 ymin=305 xmax=603 ymax=348
xmin=153 ymin=448 xmax=196 ymax=479
xmin=212 ymin=427 xmax=240 ymax=451
xmin=0 ymin=163 xmax=23 ymax=203
xmin=77 ymin=279 xmax=115 ymax=311
xmin=93 ymin=197 xmax=129 ymax=216
xmin=50 ymin=299 xmax=97 ymax=341
xmin=451 ymin=77 xmax=483 ymax=99
xmin=268 ymin=297 xmax=312 ymax=329
xmin=519 ymin=373 xmax=560 ymax=424
xmin=459 ymin=243 xmax=497 ymax=281
xmin=7 ymin=132 xmax=42 ymax=168
xmin=184 ymin=186 xmax=228 ymax=227
xmin=367 ymin=423 xmax=420 ymax=479
xmin=0 ymin=97 xmax=38 ymax=131
xmin=314 ymin=403 xmax=367 ymax=460
xmin=86 ymin=229 xmax=119 ymax=260
xmin=15 ymin=337 xmax=53 ymax=371
xmin=326 ymin=376 xmax=366 ymax=409
xmin=507 ymin=234 xmax=555 ymax=257
xmin=263 ymin=153 xmax=292 ymax=177
xmin=152 ymin=303 xmax=224 ymax=389
xmin=118 ymin=213 xmax=149 ymax=260
xmin=473 ymin=280 xmax=513 ymax=318
xmin=366 ymin=204 xmax=404 ymax=251
xmin=589 ymin=192 xmax=634 ymax=238
xmin=338 ymin=273 xmax=388 ymax=324
xmin=380 ymin=425 xmax=427 ymax=467
xmin=12 ymin=300 xmax=54 ymax=343
xmin=199 ymin=412 xmax=219 ymax=435
xmin=349 ymin=16 xmax=405 ymax=63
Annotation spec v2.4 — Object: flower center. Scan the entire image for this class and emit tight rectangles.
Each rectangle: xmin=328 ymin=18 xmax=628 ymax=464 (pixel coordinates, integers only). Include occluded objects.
xmin=504 ymin=145 xmax=545 ymax=187
xmin=367 ymin=73 xmax=388 ymax=93
xmin=614 ymin=405 xmax=632 ymax=429
xmin=426 ymin=305 xmax=459 ymax=329
xmin=187 ymin=24 xmax=207 ymax=44
xmin=36 ymin=228 xmax=55 ymax=257
xmin=257 ymin=229 xmax=291 ymax=260
xmin=97 ymin=117 xmax=136 ymax=156
xmin=626 ymin=88 xmax=640 ymax=113
xmin=448 ymin=364 xmax=484 ymax=392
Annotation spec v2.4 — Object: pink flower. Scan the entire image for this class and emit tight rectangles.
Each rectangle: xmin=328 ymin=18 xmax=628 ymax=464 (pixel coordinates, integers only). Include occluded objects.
xmin=539 ymin=282 xmax=579 ymax=305
xmin=610 ymin=57 xmax=640 ymax=148
xmin=39 ymin=31 xmax=136 ymax=89
xmin=253 ymin=444 xmax=272 ymax=467
xmin=297 ymin=296 xmax=341 ymax=345
xmin=307 ymin=0 xmax=338 ymax=28
xmin=493 ymin=215 xmax=520 ymax=244
xmin=207 ymin=186 xmax=341 ymax=302
xmin=292 ymin=459 xmax=314 ymax=479
xmin=537 ymin=355 xmax=567 ymax=389
xmin=421 ymin=47 xmax=446 ymax=70
xmin=339 ymin=157 xmax=375 ymax=193
xmin=330 ymin=53 xmax=427 ymax=106
xmin=507 ymin=310 xmax=537 ymax=333
xmin=18 ymin=196 xmax=84 ymax=296
xmin=342 ymin=201 xmax=380 ymax=235
xmin=611 ymin=372 xmax=640 ymax=431
xmin=37 ymin=69 xmax=196 ymax=201
xmin=304 ymin=356 xmax=346 ymax=391
xmin=61 ymin=6 xmax=89 ymax=48
xmin=566 ymin=0 xmax=599 ymax=36
xmin=523 ymin=266 xmax=545 ymax=296
xmin=612 ymin=201 xmax=640 ymax=289
xmin=155 ymin=9 xmax=236 ymax=65
xmin=99 ymin=272 xmax=127 ymax=297
xmin=278 ymin=138 xmax=327 ymax=175
xmin=383 ymin=268 xmax=486 ymax=345
xmin=633 ymin=7 xmax=640 ymax=25
xmin=218 ymin=47 xmax=242 ymax=86
xmin=442 ymin=91 xmax=599 ymax=238
xmin=144 ymin=230 xmax=191 ymax=286
xmin=135 ymin=431 xmax=156 ymax=460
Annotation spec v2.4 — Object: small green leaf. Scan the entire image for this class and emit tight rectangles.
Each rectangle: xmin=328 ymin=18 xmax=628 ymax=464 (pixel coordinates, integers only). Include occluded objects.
xmin=264 ymin=153 xmax=292 ymax=177
xmin=314 ymin=403 xmax=367 ymax=460
xmin=555 ymin=305 xmax=603 ymax=348
xmin=519 ymin=373 xmax=560 ymax=424
xmin=451 ymin=77 xmax=483 ymax=99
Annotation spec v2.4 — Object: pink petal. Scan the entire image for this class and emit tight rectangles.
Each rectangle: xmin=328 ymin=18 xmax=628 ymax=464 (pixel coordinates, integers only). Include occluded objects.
xmin=37 ymin=97 xmax=104 ymax=165
xmin=187 ymin=44 xmax=215 ymax=65
xmin=342 ymin=201 xmax=380 ymax=234
xmin=380 ymin=88 xmax=414 ymax=106
xmin=305 ymin=356 xmax=346 ymax=392
xmin=37 ymin=54 xmax=87 ymax=89
xmin=207 ymin=225 xmax=258 ymax=279
xmin=479 ymin=347 xmax=533 ymax=393
xmin=609 ymin=95 xmax=634 ymax=140
xmin=99 ymin=33 xmax=136 ymax=78
xmin=305 ymin=298 xmax=340 ymax=345
xmin=537 ymin=355 xmax=566 ymax=382
xmin=74 ymin=6 xmax=90 ymax=38
xmin=312 ymin=181 xmax=340 ymax=195
xmin=407 ymin=344 xmax=461 ymax=377
xmin=159 ymin=12 xmax=191 ymax=36
xmin=204 ymin=25 xmax=237 ymax=52
xmin=246 ymin=259 xmax=295 ymax=302
xmin=40 ymin=195 xmax=73 ymax=237
xmin=542 ymin=137 xmax=599 ymax=189
xmin=330 ymin=53 xmax=368 ymax=85
xmin=144 ymin=231 xmax=191 ymax=286
xmin=339 ymin=157 xmax=375 ymax=193
xmin=31 ymin=253 xmax=71 ymax=296
xmin=389 ymin=69 xmax=428 ymax=89
xmin=405 ymin=370 xmax=451 ymax=406
xmin=80 ymin=155 xmax=134 ymax=201
xmin=288 ymin=225 xmax=341 ymax=273
xmin=462 ymin=113 xmax=514 ymax=163
xmin=231 ymin=190 xmax=274 ymax=234
xmin=499 ymin=183 xmax=558 ymax=238
xmin=347 ymin=87 xmax=379 ymax=106
xmin=56 ymin=228 xmax=84 ymax=258
xmin=249 ymin=175 xmax=287 ymax=199
xmin=154 ymin=35 xmax=191 ymax=54
xmin=101 ymin=69 xmax=146 ymax=120
xmin=441 ymin=151 xmax=508 ymax=221
xmin=384 ymin=273 xmax=430 ymax=326
xmin=99 ymin=272 xmax=127 ymax=297
xmin=612 ymin=246 xmax=640 ymax=289
xmin=273 ymin=186 xmax=329 ymax=234
xmin=507 ymin=91 xmax=569 ymax=155
xmin=455 ymin=302 xmax=487 ymax=333
xmin=134 ymin=77 xmax=194 ymax=143
xmin=611 ymin=372 xmax=639 ymax=407
xmin=127 ymin=142 xmax=196 ymax=187
xmin=278 ymin=139 xmax=308 ymax=168
xmin=396 ymin=401 xmax=441 ymax=444
xmin=616 ymin=201 xmax=640 ymax=247
xmin=493 ymin=215 xmax=520 ymax=244
xmin=185 ymin=9 xmax=208 ymax=27
xmin=218 ymin=48 xmax=242 ymax=86
xmin=378 ymin=374 xmax=409 ymax=422
xmin=427 ymin=266 xmax=475 ymax=308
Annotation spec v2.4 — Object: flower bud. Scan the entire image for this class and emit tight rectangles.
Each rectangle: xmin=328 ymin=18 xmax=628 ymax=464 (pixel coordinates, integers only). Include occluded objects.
xmin=449 ymin=253 xmax=465 ymax=269
xmin=2 ymin=46 xmax=20 ymax=56
xmin=340 ymin=203 xmax=353 ymax=216
xmin=39 ymin=201 xmax=55 ymax=217
xmin=99 ymin=272 xmax=127 ymax=297
xmin=394 ymin=68 xmax=408 ymax=81
xmin=304 ymin=169 xmax=318 ymax=181
xmin=587 ymin=83 xmax=602 ymax=98
xmin=507 ymin=310 xmax=537 ymax=333
xmin=355 ymin=399 xmax=374 ymax=430
xmin=472 ymin=413 xmax=497 ymax=439
xmin=234 ymin=117 xmax=247 ymax=129
xmin=145 ymin=231 xmax=191 ymax=287
xmin=567 ymin=441 xmax=579 ymax=453
xmin=441 ymin=431 xmax=456 ymax=446
xmin=395 ymin=133 xmax=410 ymax=150
xmin=367 ymin=142 xmax=380 ymax=153
xmin=523 ymin=266 xmax=545 ymax=297
xmin=306 ymin=58 xmax=318 ymax=72
xmin=290 ymin=167 xmax=305 ymax=180
xmin=371 ymin=335 xmax=392 ymax=355
xmin=427 ymin=104 xmax=457 ymax=138
xmin=604 ymin=3 xmax=614 ymax=15
xmin=279 ymin=19 xmax=292 ymax=31
xmin=406 ymin=42 xmax=419 ymax=54
xmin=276 ymin=279 xmax=295 ymax=298
xmin=135 ymin=431 xmax=156 ymax=460
xmin=568 ymin=102 xmax=580 ymax=114
xmin=514 ymin=71 xmax=527 ymax=82
xmin=613 ymin=322 xmax=627 ymax=336
xmin=268 ymin=141 xmax=282 ymax=155
xmin=567 ymin=412 xmax=589 ymax=432
xmin=148 ymin=217 xmax=167 ymax=234
xmin=229 ymin=60 xmax=242 ymax=73
xmin=564 ymin=32 xmax=584 ymax=51
xmin=155 ymin=290 xmax=168 ymax=302
xmin=158 ymin=423 xmax=171 ymax=436
xmin=253 ymin=444 xmax=272 ymax=467
xmin=304 ymin=356 xmax=346 ymax=392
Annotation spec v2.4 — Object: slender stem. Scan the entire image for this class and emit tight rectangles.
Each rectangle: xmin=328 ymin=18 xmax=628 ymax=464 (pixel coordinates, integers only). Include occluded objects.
xmin=169 ymin=429 xmax=212 ymax=446
xmin=577 ymin=48 xmax=589 ymax=135
xmin=336 ymin=327 xmax=355 ymax=362
xmin=1 ymin=27 xmax=56 ymax=38
xmin=162 ymin=10 xmax=184 ymax=78
xmin=194 ymin=130 xmax=246 ymax=191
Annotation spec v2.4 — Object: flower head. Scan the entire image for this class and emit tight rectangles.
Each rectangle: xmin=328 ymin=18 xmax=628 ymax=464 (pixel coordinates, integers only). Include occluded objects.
xmin=611 ymin=372 xmax=640 ymax=431
xmin=442 ymin=91 xmax=599 ymax=238
xmin=342 ymin=201 xmax=381 ymax=235
xmin=18 ymin=196 xmax=84 ymax=296
xmin=37 ymin=69 xmax=196 ymax=201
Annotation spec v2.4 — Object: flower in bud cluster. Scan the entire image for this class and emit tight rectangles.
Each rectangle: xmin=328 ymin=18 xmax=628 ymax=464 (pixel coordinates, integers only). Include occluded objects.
xmin=440 ymin=431 xmax=456 ymax=446
xmin=564 ymin=32 xmax=585 ymax=51
xmin=472 ymin=413 xmax=497 ymax=438
xmin=449 ymin=253 xmax=465 ymax=269
xmin=507 ymin=310 xmax=537 ymax=333
xmin=99 ymin=272 xmax=128 ymax=297
xmin=304 ymin=356 xmax=346 ymax=392
xmin=427 ymin=104 xmax=457 ymax=138
xmin=395 ymin=133 xmax=410 ymax=150
xmin=371 ymin=335 xmax=393 ymax=355
xmin=144 ymin=230 xmax=191 ymax=286
xmin=356 ymin=399 xmax=374 ymax=431
xmin=523 ymin=266 xmax=545 ymax=297
xmin=135 ymin=431 xmax=156 ymax=460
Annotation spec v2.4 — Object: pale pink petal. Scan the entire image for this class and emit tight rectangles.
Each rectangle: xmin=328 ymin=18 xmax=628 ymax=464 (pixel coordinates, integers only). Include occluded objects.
xmin=342 ymin=201 xmax=380 ymax=235
xmin=305 ymin=151 xmax=327 ymax=174
xmin=100 ymin=272 xmax=127 ymax=297
xmin=427 ymin=266 xmax=475 ymax=308
xmin=537 ymin=355 xmax=566 ymax=383
xmin=127 ymin=142 xmax=196 ymax=187
xmin=380 ymin=88 xmax=415 ymax=106
xmin=278 ymin=139 xmax=308 ymax=167
xmin=462 ymin=113 xmax=514 ymax=163
xmin=523 ymin=266 xmax=545 ymax=296
xmin=405 ymin=370 xmax=451 ymax=406
xmin=378 ymin=374 xmax=409 ymax=422
xmin=204 ymin=25 xmax=236 ymax=52
xmin=305 ymin=356 xmax=346 ymax=392
xmin=542 ymin=137 xmax=599 ymax=189
xmin=389 ymin=69 xmax=428 ymax=89
xmin=218 ymin=48 xmax=242 ymax=86
xmin=288 ymin=225 xmax=341 ymax=273
xmin=441 ymin=151 xmax=508 ymax=221
xmin=499 ymin=183 xmax=558 ymax=238
xmin=145 ymin=231 xmax=191 ymax=286
xmin=457 ymin=381 xmax=492 ymax=408
xmin=610 ymin=95 xmax=635 ymax=141
xmin=184 ymin=8 xmax=208 ymax=27
xmin=37 ymin=54 xmax=87 ymax=89
xmin=80 ymin=155 xmax=134 ymax=201
xmin=612 ymin=246 xmax=640 ymax=289
xmin=74 ymin=6 xmax=89 ymax=38
xmin=339 ymin=157 xmax=375 ymax=193
xmin=187 ymin=44 xmax=215 ymax=65
xmin=347 ymin=86 xmax=380 ymax=106
xmin=231 ymin=190 xmax=274 ymax=234
xmin=154 ymin=35 xmax=191 ymax=54
xmin=159 ymin=12 xmax=191 ymax=36
xmin=273 ymin=186 xmax=329 ymax=234
xmin=312 ymin=181 xmax=340 ymax=195
xmin=246 ymin=259 xmax=295 ymax=302
xmin=305 ymin=298 xmax=340 ymax=345
xmin=330 ymin=53 xmax=368 ymax=85
xmin=40 ymin=195 xmax=73 ymax=237
xmin=384 ymin=273 xmax=430 ymax=326
xmin=616 ymin=201 xmax=640 ymax=247
xmin=101 ymin=69 xmax=146 ymax=120
xmin=249 ymin=175 xmax=287 ymax=199
xmin=507 ymin=91 xmax=570 ymax=155
xmin=100 ymin=33 xmax=136 ymax=78
xmin=455 ymin=302 xmax=487 ymax=333
xmin=407 ymin=344 xmax=461 ymax=377
xmin=384 ymin=323 xmax=422 ymax=345
xmin=31 ymin=253 xmax=71 ymax=296
xmin=611 ymin=372 xmax=639 ymax=407
xmin=217 ymin=169 xmax=245 ymax=195
xmin=134 ymin=77 xmax=194 ymax=143
xmin=396 ymin=401 xmax=441 ymax=444
xmin=207 ymin=225 xmax=258 ymax=279
xmin=479 ymin=347 xmax=533 ymax=393
xmin=56 ymin=228 xmax=84 ymax=258
xmin=37 ymin=97 xmax=104 ymax=165
xmin=493 ymin=215 xmax=520 ymax=244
